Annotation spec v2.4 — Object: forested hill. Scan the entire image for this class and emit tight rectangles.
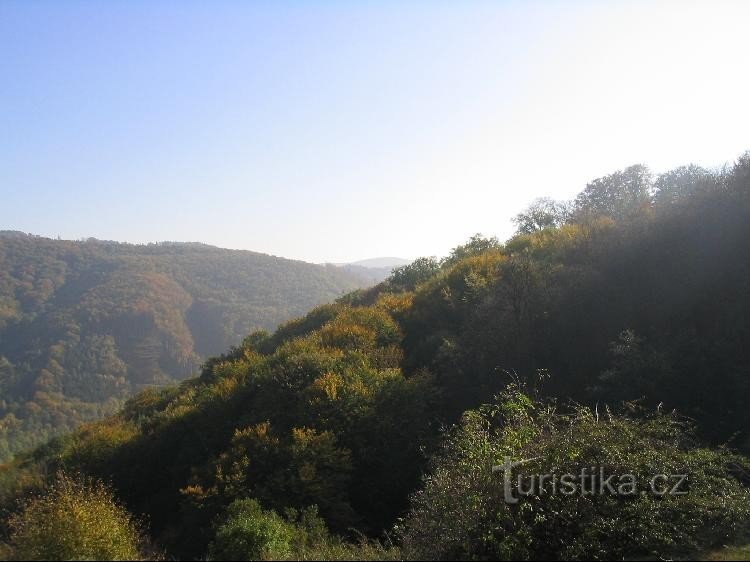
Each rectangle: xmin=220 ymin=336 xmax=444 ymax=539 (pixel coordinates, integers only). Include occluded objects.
xmin=1 ymin=154 xmax=749 ymax=561
xmin=0 ymin=236 xmax=367 ymax=461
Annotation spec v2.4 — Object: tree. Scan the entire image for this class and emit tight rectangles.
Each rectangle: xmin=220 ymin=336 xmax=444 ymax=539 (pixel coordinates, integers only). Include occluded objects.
xmin=592 ymin=329 xmax=673 ymax=403
xmin=513 ymin=197 xmax=570 ymax=234
xmin=574 ymin=164 xmax=653 ymax=221
xmin=443 ymin=234 xmax=501 ymax=266
xmin=387 ymin=257 xmax=441 ymax=291
xmin=653 ymin=164 xmax=713 ymax=208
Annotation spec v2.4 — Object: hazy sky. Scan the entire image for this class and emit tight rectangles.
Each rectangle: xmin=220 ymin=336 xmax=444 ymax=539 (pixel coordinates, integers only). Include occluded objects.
xmin=2 ymin=1 xmax=749 ymax=263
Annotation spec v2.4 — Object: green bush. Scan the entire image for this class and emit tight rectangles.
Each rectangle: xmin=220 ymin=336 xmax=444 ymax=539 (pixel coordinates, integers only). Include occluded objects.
xmin=208 ymin=499 xmax=400 ymax=561
xmin=399 ymin=385 xmax=750 ymax=560
xmin=209 ymin=498 xmax=295 ymax=560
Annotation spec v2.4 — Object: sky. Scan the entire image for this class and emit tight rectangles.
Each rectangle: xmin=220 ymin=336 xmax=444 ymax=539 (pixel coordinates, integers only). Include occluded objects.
xmin=2 ymin=1 xmax=749 ymax=264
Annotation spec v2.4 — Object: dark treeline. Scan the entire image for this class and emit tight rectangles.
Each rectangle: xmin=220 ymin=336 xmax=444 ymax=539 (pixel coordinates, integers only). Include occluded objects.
xmin=402 ymin=160 xmax=750 ymax=448
xmin=0 ymin=238 xmax=366 ymax=462
xmin=1 ymin=153 xmax=749 ymax=560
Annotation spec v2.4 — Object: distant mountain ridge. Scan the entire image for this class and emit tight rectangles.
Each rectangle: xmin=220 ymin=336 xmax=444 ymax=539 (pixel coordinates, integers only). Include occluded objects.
xmin=349 ymin=257 xmax=411 ymax=268
xmin=0 ymin=233 xmax=369 ymax=461
xmin=328 ymin=256 xmax=412 ymax=283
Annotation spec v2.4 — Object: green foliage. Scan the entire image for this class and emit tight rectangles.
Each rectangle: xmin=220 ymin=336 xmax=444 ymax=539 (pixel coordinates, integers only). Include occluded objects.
xmin=4 ymin=473 xmax=143 ymax=561
xmin=209 ymin=498 xmax=295 ymax=561
xmin=210 ymin=423 xmax=355 ymax=528
xmin=0 ymin=238 xmax=366 ymax=462
xmin=2 ymin=152 xmax=750 ymax=560
xmin=208 ymin=499 xmax=399 ymax=561
xmin=653 ymin=164 xmax=713 ymax=208
xmin=591 ymin=329 xmax=674 ymax=401
xmin=573 ymin=163 xmax=653 ymax=221
xmin=442 ymin=233 xmax=502 ymax=267
xmin=399 ymin=387 xmax=750 ymax=561
xmin=399 ymin=153 xmax=750 ymax=446
xmin=387 ymin=257 xmax=441 ymax=291
xmin=703 ymin=542 xmax=750 ymax=561
xmin=14 ymin=296 xmax=436 ymax=558
xmin=513 ymin=197 xmax=570 ymax=234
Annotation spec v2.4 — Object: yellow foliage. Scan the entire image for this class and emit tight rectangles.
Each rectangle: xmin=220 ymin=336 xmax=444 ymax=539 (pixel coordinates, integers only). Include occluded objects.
xmin=375 ymin=292 xmax=414 ymax=315
xmin=233 ymin=421 xmax=278 ymax=448
xmin=63 ymin=420 xmax=139 ymax=470
xmin=6 ymin=473 xmax=143 ymax=561
xmin=308 ymin=372 xmax=344 ymax=402
xmin=319 ymin=322 xmax=377 ymax=351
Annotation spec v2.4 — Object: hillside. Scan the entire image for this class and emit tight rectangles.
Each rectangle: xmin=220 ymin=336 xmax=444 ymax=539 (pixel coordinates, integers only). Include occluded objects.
xmin=0 ymin=236 xmax=368 ymax=461
xmin=1 ymin=153 xmax=749 ymax=560
xmin=335 ymin=264 xmax=394 ymax=284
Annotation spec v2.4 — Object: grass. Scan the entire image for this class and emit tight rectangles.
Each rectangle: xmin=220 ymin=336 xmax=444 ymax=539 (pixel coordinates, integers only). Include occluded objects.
xmin=700 ymin=542 xmax=750 ymax=561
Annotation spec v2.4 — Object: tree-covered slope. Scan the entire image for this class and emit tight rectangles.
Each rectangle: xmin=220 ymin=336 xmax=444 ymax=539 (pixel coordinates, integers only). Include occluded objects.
xmin=0 ymin=236 xmax=367 ymax=461
xmin=2 ymin=153 xmax=750 ymax=560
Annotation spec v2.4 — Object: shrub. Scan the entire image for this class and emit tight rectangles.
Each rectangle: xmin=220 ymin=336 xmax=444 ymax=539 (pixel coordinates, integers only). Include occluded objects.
xmin=399 ymin=385 xmax=750 ymax=560
xmin=5 ymin=472 xmax=142 ymax=561
xmin=208 ymin=499 xmax=399 ymax=561
xmin=208 ymin=498 xmax=295 ymax=561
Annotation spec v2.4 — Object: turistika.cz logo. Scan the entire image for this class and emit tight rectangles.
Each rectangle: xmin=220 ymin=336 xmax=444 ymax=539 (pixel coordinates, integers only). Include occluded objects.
xmin=492 ymin=457 xmax=689 ymax=504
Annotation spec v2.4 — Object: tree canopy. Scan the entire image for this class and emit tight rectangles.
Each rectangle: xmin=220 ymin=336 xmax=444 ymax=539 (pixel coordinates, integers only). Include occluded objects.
xmin=1 ymin=152 xmax=750 ymax=560
xmin=0 ymin=237 xmax=367 ymax=462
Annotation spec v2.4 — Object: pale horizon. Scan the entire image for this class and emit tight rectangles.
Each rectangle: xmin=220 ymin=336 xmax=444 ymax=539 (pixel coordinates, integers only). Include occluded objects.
xmin=2 ymin=0 xmax=749 ymax=263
